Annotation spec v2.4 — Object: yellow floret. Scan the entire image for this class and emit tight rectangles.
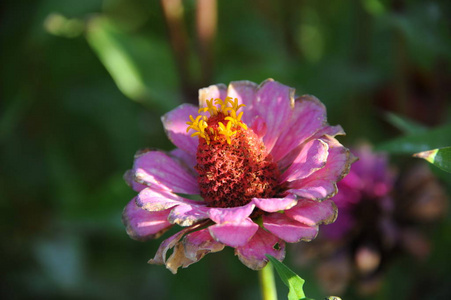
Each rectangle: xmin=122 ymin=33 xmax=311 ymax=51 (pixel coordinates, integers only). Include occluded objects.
xmin=186 ymin=115 xmax=210 ymax=143
xmin=217 ymin=121 xmax=237 ymax=144
xmin=187 ymin=97 xmax=248 ymax=145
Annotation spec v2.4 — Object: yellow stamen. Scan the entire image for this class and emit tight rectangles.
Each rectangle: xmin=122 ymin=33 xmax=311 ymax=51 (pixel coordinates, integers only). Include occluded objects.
xmin=218 ymin=121 xmax=237 ymax=144
xmin=187 ymin=97 xmax=247 ymax=145
xmin=206 ymin=99 xmax=218 ymax=115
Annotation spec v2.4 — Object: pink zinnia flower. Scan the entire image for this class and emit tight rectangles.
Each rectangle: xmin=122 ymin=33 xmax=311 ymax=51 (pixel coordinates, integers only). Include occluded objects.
xmin=122 ymin=79 xmax=354 ymax=273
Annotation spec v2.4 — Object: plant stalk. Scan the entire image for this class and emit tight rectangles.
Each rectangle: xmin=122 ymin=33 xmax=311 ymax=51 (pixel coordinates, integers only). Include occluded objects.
xmin=259 ymin=262 xmax=278 ymax=300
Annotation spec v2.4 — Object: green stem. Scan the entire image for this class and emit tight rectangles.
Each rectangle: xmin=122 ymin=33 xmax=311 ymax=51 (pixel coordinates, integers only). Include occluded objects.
xmin=259 ymin=262 xmax=278 ymax=300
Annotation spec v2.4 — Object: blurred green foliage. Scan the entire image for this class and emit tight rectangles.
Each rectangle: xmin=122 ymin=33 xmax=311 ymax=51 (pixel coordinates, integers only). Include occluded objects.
xmin=1 ymin=0 xmax=450 ymax=299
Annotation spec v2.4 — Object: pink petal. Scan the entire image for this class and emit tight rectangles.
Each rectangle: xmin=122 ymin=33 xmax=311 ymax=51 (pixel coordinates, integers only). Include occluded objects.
xmin=227 ymin=80 xmax=258 ymax=124
xmin=252 ymin=195 xmax=298 ymax=213
xmin=263 ymin=213 xmax=318 ymax=243
xmin=277 ymin=124 xmax=345 ymax=171
xmin=209 ymin=217 xmax=259 ymax=247
xmin=279 ymin=139 xmax=329 ymax=183
xmin=168 ymin=203 xmax=210 ymax=226
xmin=161 ymin=104 xmax=199 ymax=155
xmin=122 ymin=198 xmax=172 ymax=241
xmin=288 ymin=137 xmax=354 ymax=200
xmin=271 ymin=95 xmax=327 ymax=162
xmin=254 ymin=79 xmax=295 ymax=154
xmin=206 ymin=204 xmax=258 ymax=246
xmin=285 ymin=198 xmax=338 ymax=226
xmin=170 ymin=148 xmax=197 ymax=171
xmin=235 ymin=227 xmax=286 ymax=270
xmin=314 ymin=124 xmax=345 ymax=138
xmin=250 ymin=115 xmax=267 ymax=138
xmin=198 ymin=83 xmax=227 ymax=107
xmin=183 ymin=229 xmax=225 ymax=262
xmin=207 ymin=203 xmax=255 ymax=224
xmin=134 ymin=150 xmax=199 ymax=195
xmin=136 ymin=188 xmax=203 ymax=212
xmin=288 ymin=185 xmax=335 ymax=201
xmin=123 ymin=169 xmax=147 ymax=192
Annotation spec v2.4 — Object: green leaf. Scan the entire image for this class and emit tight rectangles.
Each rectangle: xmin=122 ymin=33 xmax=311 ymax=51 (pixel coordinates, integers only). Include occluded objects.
xmin=86 ymin=16 xmax=178 ymax=111
xmin=266 ymin=255 xmax=307 ymax=300
xmin=376 ymin=124 xmax=451 ymax=154
xmin=383 ymin=111 xmax=427 ymax=135
xmin=413 ymin=147 xmax=451 ymax=173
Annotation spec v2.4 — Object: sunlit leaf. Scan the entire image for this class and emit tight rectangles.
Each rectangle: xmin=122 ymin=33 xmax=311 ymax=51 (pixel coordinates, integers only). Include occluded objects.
xmin=266 ymin=255 xmax=307 ymax=300
xmin=413 ymin=147 xmax=451 ymax=173
xmin=86 ymin=16 xmax=178 ymax=111
xmin=376 ymin=124 xmax=451 ymax=154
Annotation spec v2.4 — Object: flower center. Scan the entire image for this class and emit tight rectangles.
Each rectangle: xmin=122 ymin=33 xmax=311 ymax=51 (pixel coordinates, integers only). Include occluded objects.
xmin=187 ymin=97 xmax=280 ymax=208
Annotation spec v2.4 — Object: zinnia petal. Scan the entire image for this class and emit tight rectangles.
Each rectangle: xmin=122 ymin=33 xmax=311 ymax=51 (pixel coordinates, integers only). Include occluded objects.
xmin=207 ymin=203 xmax=255 ymax=223
xmin=170 ymin=148 xmax=197 ymax=171
xmin=271 ymin=95 xmax=327 ymax=162
xmin=198 ymin=83 xmax=227 ymax=108
xmin=277 ymin=124 xmax=345 ymax=171
xmin=206 ymin=204 xmax=258 ymax=246
xmin=263 ymin=213 xmax=318 ymax=243
xmin=252 ymin=195 xmax=298 ymax=213
xmin=314 ymin=124 xmax=346 ymax=138
xmin=235 ymin=227 xmax=286 ymax=270
xmin=164 ymin=242 xmax=194 ymax=274
xmin=183 ymin=229 xmax=225 ymax=262
xmin=279 ymin=138 xmax=329 ymax=183
xmin=134 ymin=150 xmax=199 ymax=195
xmin=209 ymin=217 xmax=259 ymax=247
xmin=285 ymin=198 xmax=338 ymax=226
xmin=227 ymin=80 xmax=258 ymax=124
xmin=168 ymin=203 xmax=210 ymax=226
xmin=123 ymin=169 xmax=147 ymax=192
xmin=122 ymin=198 xmax=172 ymax=241
xmin=149 ymin=223 xmax=206 ymax=273
xmin=165 ymin=228 xmax=225 ymax=274
xmin=249 ymin=115 xmax=268 ymax=138
xmin=288 ymin=137 xmax=355 ymax=200
xmin=161 ymin=103 xmax=199 ymax=155
xmin=136 ymin=188 xmax=204 ymax=212
xmin=254 ymin=79 xmax=295 ymax=154
xmin=148 ymin=228 xmax=187 ymax=266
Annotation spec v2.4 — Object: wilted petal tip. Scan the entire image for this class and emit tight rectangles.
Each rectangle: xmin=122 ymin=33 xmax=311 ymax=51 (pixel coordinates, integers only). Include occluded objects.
xmin=297 ymin=94 xmax=326 ymax=111
xmin=338 ymin=148 xmax=358 ymax=182
xmin=134 ymin=148 xmax=153 ymax=158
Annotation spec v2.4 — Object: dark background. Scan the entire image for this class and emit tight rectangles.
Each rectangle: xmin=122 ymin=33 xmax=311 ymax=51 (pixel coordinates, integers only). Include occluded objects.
xmin=1 ymin=0 xmax=450 ymax=299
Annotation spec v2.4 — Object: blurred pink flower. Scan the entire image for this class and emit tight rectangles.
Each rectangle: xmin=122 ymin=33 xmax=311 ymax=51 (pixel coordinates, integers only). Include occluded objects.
xmin=295 ymin=145 xmax=447 ymax=295
xmin=122 ymin=79 xmax=354 ymax=273
xmin=322 ymin=144 xmax=396 ymax=240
